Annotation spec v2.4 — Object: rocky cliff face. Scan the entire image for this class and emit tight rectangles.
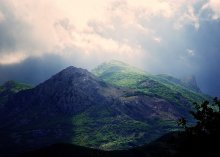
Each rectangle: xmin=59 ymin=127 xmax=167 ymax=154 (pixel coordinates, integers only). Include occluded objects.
xmin=181 ymin=75 xmax=201 ymax=92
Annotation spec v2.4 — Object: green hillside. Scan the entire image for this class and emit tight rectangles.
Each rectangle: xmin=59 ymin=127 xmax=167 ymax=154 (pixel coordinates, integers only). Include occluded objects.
xmin=71 ymin=108 xmax=150 ymax=150
xmin=92 ymin=60 xmax=147 ymax=88
xmin=92 ymin=60 xmax=210 ymax=106
xmin=0 ymin=64 xmax=212 ymax=155
xmin=0 ymin=80 xmax=32 ymax=106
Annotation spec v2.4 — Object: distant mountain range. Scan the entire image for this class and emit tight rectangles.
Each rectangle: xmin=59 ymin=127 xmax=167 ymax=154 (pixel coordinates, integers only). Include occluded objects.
xmin=0 ymin=60 xmax=210 ymax=156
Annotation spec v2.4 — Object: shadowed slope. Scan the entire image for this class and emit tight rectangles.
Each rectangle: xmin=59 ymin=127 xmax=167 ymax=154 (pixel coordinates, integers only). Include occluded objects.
xmin=0 ymin=63 xmax=210 ymax=156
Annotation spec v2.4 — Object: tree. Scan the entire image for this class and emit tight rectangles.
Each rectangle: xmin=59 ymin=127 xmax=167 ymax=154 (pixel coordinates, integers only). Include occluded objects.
xmin=178 ymin=98 xmax=220 ymax=137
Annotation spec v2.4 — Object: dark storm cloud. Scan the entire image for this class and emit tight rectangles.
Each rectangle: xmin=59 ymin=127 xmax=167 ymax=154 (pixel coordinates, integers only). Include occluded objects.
xmin=186 ymin=20 xmax=220 ymax=97
xmin=0 ymin=54 xmax=69 ymax=85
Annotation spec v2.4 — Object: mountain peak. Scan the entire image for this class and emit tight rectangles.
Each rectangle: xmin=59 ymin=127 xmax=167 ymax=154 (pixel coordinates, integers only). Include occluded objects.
xmin=59 ymin=66 xmax=89 ymax=75
xmin=106 ymin=59 xmax=129 ymax=66
xmin=50 ymin=66 xmax=94 ymax=82
xmin=92 ymin=60 xmax=147 ymax=77
xmin=181 ymin=75 xmax=200 ymax=92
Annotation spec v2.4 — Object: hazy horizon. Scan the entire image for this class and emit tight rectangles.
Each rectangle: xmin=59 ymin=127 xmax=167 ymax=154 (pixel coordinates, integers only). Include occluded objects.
xmin=0 ymin=0 xmax=220 ymax=97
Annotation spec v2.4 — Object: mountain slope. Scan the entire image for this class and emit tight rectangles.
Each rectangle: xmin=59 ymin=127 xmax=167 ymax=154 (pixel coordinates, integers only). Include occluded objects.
xmin=18 ymin=131 xmax=219 ymax=157
xmin=0 ymin=67 xmax=174 ymax=155
xmin=0 ymin=80 xmax=32 ymax=107
xmin=0 ymin=66 xmax=126 ymax=153
xmin=92 ymin=60 xmax=147 ymax=88
xmin=92 ymin=60 xmax=209 ymax=106
xmin=0 ymin=63 xmax=209 ymax=156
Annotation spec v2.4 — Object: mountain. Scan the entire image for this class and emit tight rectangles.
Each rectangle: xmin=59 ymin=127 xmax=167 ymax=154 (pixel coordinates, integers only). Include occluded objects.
xmin=19 ymin=98 xmax=220 ymax=157
xmin=0 ymin=80 xmax=32 ymax=107
xmin=0 ymin=62 xmax=210 ymax=156
xmin=181 ymin=75 xmax=201 ymax=92
xmin=92 ymin=60 xmax=209 ymax=105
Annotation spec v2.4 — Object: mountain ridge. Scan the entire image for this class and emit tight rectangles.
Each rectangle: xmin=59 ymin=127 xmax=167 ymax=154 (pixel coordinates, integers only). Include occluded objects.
xmin=0 ymin=61 xmax=210 ymax=156
xmin=92 ymin=60 xmax=209 ymax=105
xmin=92 ymin=60 xmax=202 ymax=93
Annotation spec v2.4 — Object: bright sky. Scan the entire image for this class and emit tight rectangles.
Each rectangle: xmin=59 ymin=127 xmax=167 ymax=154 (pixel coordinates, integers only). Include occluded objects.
xmin=0 ymin=0 xmax=220 ymax=96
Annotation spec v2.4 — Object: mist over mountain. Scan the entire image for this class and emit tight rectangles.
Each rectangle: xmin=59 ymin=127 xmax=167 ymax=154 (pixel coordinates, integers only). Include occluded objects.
xmin=0 ymin=56 xmax=218 ymax=97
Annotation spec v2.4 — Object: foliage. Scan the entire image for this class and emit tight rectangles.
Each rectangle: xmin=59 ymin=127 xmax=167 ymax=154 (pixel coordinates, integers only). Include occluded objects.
xmin=0 ymin=80 xmax=32 ymax=93
xmin=178 ymin=97 xmax=220 ymax=136
xmin=92 ymin=60 xmax=147 ymax=88
xmin=0 ymin=80 xmax=32 ymax=106
xmin=71 ymin=109 xmax=150 ymax=150
xmin=92 ymin=60 xmax=210 ymax=107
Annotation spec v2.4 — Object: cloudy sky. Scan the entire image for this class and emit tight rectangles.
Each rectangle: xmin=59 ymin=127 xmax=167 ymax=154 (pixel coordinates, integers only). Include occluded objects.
xmin=0 ymin=0 xmax=220 ymax=96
